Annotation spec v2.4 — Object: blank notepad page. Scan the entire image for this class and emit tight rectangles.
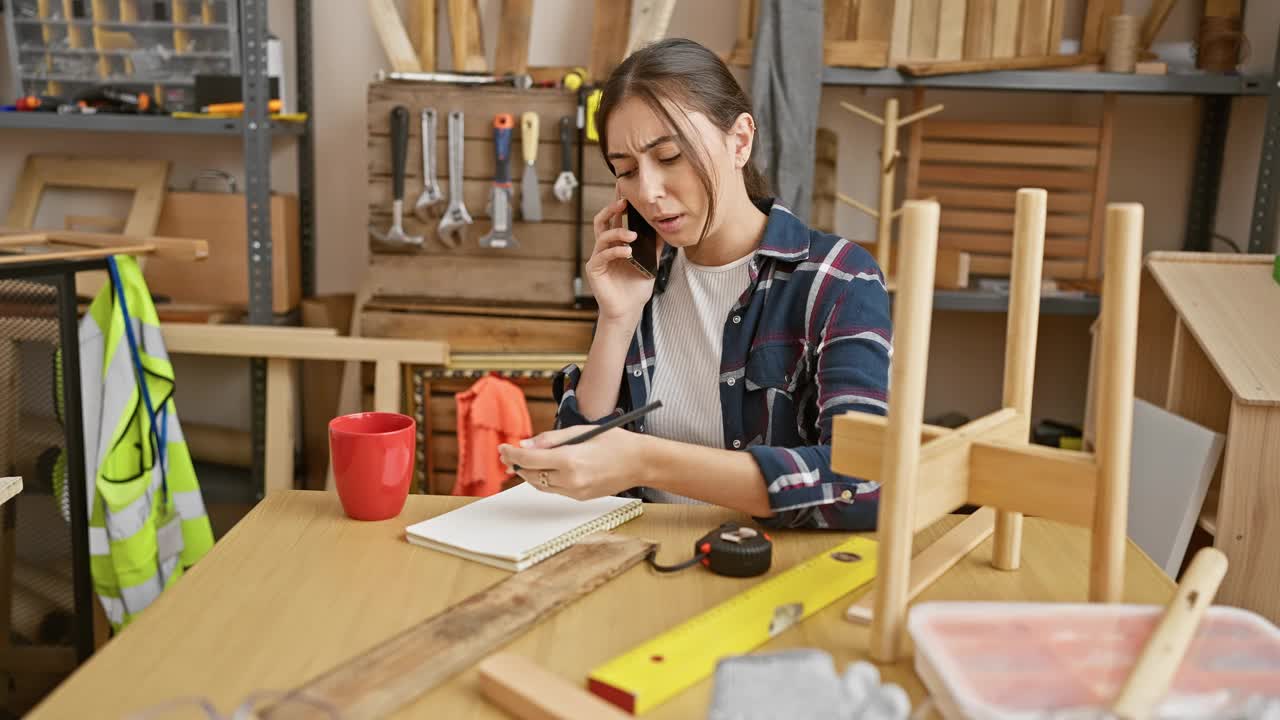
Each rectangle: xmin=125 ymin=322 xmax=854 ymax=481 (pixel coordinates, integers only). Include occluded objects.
xmin=404 ymin=482 xmax=643 ymax=571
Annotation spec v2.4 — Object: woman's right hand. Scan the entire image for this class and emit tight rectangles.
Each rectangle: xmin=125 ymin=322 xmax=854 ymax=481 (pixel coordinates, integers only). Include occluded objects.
xmin=587 ymin=198 xmax=658 ymax=322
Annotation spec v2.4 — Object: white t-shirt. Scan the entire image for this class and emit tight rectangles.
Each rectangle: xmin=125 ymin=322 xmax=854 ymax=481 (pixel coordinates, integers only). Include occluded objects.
xmin=645 ymin=247 xmax=753 ymax=504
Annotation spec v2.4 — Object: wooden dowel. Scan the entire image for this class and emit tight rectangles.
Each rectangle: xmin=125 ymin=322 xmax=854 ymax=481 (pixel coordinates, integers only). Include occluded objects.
xmin=993 ymin=188 xmax=1047 ymax=571
xmin=847 ymin=507 xmax=994 ymax=624
xmin=1111 ymin=547 xmax=1229 ymax=720
xmin=478 ymin=652 xmax=631 ymax=719
xmin=876 ymin=98 xmax=900 ymax=277
xmin=837 ymin=192 xmax=880 ymax=219
xmin=869 ymin=199 xmax=939 ymax=664
xmin=375 ymin=359 xmax=402 ymax=413
xmin=1091 ymin=203 xmax=1143 ymax=603
xmin=840 ymin=101 xmax=885 ymax=126
xmin=897 ymin=104 xmax=945 ymax=127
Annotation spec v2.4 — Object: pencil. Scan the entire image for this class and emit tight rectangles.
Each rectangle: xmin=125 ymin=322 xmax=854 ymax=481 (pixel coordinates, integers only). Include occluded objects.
xmin=512 ymin=400 xmax=663 ymax=471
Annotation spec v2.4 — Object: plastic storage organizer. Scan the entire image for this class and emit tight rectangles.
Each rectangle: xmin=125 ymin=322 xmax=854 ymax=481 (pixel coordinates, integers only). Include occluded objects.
xmin=909 ymin=601 xmax=1280 ymax=719
xmin=4 ymin=0 xmax=239 ymax=110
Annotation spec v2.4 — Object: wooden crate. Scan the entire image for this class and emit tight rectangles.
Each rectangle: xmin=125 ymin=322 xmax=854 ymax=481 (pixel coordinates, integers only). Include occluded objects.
xmin=366 ymin=82 xmax=615 ymax=306
xmin=904 ymin=96 xmax=1115 ymax=280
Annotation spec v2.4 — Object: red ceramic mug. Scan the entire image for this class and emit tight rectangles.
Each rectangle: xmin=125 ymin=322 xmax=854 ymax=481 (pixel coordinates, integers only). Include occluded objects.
xmin=329 ymin=412 xmax=416 ymax=521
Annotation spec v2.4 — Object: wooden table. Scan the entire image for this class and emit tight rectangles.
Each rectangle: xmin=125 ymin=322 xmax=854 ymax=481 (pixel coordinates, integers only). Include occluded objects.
xmin=1132 ymin=252 xmax=1280 ymax=623
xmin=29 ymin=492 xmax=1174 ymax=719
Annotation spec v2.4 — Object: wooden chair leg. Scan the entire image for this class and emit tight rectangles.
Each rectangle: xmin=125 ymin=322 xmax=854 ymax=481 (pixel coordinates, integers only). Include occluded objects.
xmin=264 ymin=357 xmax=296 ymax=495
xmin=870 ymin=200 xmax=939 ymax=663
xmin=374 ymin=359 xmax=401 ymax=413
xmin=993 ymin=188 xmax=1047 ymax=570
xmin=1090 ymin=203 xmax=1143 ymax=602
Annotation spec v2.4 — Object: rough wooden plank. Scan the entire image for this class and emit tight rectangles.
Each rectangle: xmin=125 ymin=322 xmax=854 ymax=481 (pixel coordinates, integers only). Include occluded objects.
xmin=918 ymin=164 xmax=1095 ymax=190
xmin=963 ymin=0 xmax=994 ymax=59
xmin=1018 ymin=0 xmax=1051 ymax=56
xmin=909 ymin=0 xmax=941 ymax=60
xmin=991 ymin=0 xmax=1019 ymax=58
xmin=921 ymin=141 xmax=1098 ymax=167
xmin=447 ymin=0 xmax=486 ymax=71
xmin=923 ymin=121 xmax=1098 ymax=144
xmin=367 ymin=0 xmax=422 ymax=72
xmin=362 ymin=310 xmax=594 ymax=353
xmin=407 ymin=0 xmax=436 ymax=71
xmin=935 ymin=0 xmax=966 ymax=60
xmin=494 ymin=0 xmax=533 ymax=74
xmin=855 ymin=0 xmax=893 ymax=42
xmin=256 ymin=534 xmax=655 ymax=720
xmin=889 ymin=0 xmax=914 ymax=62
xmin=1047 ymin=0 xmax=1065 ymax=54
xmin=825 ymin=0 xmax=854 ymax=44
xmin=824 ymin=40 xmax=891 ymax=67
xmin=590 ymin=0 xmax=632 ymax=82
xmin=369 ymin=253 xmax=576 ymax=306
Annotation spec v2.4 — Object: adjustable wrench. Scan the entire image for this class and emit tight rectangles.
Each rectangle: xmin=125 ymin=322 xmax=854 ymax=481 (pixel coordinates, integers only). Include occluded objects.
xmin=437 ymin=110 xmax=473 ymax=248
xmin=413 ymin=108 xmax=444 ymax=221
xmin=553 ymin=115 xmax=579 ymax=203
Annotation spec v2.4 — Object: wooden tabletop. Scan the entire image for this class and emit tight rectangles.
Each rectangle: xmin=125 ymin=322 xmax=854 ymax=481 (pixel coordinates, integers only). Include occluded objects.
xmin=1146 ymin=252 xmax=1280 ymax=406
xmin=30 ymin=492 xmax=1175 ymax=719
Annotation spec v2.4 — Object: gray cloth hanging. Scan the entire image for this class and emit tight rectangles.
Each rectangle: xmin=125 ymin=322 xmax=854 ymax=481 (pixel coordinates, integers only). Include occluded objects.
xmin=749 ymin=0 xmax=824 ymax=223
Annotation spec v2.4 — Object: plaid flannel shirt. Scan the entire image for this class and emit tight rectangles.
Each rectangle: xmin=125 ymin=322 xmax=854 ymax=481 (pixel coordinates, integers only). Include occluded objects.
xmin=553 ymin=200 xmax=892 ymax=530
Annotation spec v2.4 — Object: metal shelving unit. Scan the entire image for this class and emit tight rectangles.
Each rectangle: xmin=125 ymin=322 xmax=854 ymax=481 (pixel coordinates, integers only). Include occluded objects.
xmin=0 ymin=0 xmax=315 ymax=495
xmin=823 ymin=67 xmax=1272 ymax=95
xmin=824 ymin=36 xmax=1280 ymax=263
xmin=0 ymin=112 xmax=304 ymax=134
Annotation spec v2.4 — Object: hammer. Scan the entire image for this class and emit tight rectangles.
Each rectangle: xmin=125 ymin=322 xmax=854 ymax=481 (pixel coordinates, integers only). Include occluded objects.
xmin=370 ymin=105 xmax=424 ymax=250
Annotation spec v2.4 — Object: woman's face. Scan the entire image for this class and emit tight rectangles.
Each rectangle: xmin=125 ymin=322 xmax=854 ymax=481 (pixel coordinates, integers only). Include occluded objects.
xmin=605 ymin=97 xmax=740 ymax=248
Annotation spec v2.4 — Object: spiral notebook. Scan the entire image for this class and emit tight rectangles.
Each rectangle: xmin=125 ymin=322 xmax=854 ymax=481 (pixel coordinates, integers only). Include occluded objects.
xmin=404 ymin=482 xmax=644 ymax=571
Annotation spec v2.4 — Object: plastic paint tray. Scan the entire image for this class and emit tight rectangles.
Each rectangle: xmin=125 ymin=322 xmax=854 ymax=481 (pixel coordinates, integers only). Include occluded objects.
xmin=908 ymin=602 xmax=1280 ymax=719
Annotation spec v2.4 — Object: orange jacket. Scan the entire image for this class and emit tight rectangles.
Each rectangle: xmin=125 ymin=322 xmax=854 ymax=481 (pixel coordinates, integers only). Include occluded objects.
xmin=453 ymin=374 xmax=533 ymax=497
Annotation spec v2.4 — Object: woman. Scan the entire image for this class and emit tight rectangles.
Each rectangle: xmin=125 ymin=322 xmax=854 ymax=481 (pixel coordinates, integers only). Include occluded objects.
xmin=499 ymin=38 xmax=891 ymax=530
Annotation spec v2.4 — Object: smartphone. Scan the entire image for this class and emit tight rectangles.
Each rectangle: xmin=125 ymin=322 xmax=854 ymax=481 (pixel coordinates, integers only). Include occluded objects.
xmin=624 ymin=202 xmax=661 ymax=279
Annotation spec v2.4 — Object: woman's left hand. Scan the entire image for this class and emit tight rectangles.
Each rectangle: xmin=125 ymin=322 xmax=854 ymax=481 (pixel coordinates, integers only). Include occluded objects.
xmin=498 ymin=427 xmax=644 ymax=501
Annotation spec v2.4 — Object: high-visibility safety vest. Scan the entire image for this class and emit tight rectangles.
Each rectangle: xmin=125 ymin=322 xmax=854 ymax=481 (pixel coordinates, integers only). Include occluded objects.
xmin=62 ymin=255 xmax=214 ymax=630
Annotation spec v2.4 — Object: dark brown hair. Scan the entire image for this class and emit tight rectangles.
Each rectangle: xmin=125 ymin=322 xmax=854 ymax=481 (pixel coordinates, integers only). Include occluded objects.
xmin=596 ymin=38 xmax=771 ymax=242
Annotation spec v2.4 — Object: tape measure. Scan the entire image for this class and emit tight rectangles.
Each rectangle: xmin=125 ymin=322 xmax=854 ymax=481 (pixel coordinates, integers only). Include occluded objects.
xmin=587 ymin=535 xmax=879 ymax=715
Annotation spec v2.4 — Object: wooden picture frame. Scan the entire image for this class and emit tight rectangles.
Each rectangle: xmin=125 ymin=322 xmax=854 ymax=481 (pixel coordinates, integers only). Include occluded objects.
xmin=5 ymin=155 xmax=169 ymax=238
xmin=4 ymin=155 xmax=169 ymax=295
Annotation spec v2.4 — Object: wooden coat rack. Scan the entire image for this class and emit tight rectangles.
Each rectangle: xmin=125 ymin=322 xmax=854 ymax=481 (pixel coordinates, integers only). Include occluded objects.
xmin=831 ymin=189 xmax=1143 ymax=662
xmin=837 ymin=97 xmax=969 ymax=290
